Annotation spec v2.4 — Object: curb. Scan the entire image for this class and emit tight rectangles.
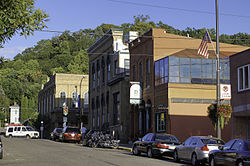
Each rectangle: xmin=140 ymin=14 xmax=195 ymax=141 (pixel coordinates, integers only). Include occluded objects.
xmin=118 ymin=146 xmax=132 ymax=152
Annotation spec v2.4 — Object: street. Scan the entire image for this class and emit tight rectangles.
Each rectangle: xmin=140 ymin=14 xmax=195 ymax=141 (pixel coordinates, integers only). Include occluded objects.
xmin=0 ymin=137 xmax=191 ymax=166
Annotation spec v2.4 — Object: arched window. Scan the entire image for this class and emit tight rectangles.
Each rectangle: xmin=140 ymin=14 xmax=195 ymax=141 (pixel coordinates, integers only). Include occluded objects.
xmin=60 ymin=91 xmax=66 ymax=107
xmin=97 ymin=60 xmax=100 ymax=87
xmin=92 ymin=63 xmax=95 ymax=90
xmin=102 ymin=57 xmax=105 ymax=84
xmin=107 ymin=55 xmax=111 ymax=81
xmin=72 ymin=91 xmax=78 ymax=108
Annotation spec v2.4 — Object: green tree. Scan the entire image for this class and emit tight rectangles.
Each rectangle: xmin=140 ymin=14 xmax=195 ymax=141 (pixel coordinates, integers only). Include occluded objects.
xmin=0 ymin=0 xmax=49 ymax=46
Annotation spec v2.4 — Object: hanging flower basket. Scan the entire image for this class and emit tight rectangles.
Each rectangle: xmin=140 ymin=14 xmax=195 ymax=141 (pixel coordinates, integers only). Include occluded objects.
xmin=207 ymin=104 xmax=232 ymax=130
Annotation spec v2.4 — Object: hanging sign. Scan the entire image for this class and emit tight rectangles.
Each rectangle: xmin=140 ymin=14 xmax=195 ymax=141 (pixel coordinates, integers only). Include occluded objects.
xmin=220 ymin=84 xmax=231 ymax=99
xmin=130 ymin=82 xmax=142 ymax=104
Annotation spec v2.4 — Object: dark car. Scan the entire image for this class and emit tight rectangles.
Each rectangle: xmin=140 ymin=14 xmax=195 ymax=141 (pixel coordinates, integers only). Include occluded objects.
xmin=132 ymin=133 xmax=180 ymax=158
xmin=0 ymin=137 xmax=3 ymax=159
xmin=209 ymin=139 xmax=250 ymax=166
xmin=59 ymin=126 xmax=81 ymax=143
xmin=50 ymin=128 xmax=62 ymax=141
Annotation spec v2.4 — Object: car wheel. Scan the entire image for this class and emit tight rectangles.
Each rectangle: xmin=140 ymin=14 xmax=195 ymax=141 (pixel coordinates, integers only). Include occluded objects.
xmin=173 ymin=150 xmax=179 ymax=162
xmin=0 ymin=152 xmax=3 ymax=159
xmin=209 ymin=156 xmax=215 ymax=166
xmin=191 ymin=153 xmax=199 ymax=166
xmin=237 ymin=160 xmax=243 ymax=166
xmin=26 ymin=135 xmax=31 ymax=139
xmin=147 ymin=147 xmax=153 ymax=158
xmin=132 ymin=146 xmax=141 ymax=155
xmin=9 ymin=135 xmax=13 ymax=138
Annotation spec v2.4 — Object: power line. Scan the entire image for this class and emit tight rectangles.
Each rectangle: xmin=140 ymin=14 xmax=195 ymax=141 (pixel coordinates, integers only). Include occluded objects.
xmin=107 ymin=0 xmax=250 ymax=19
xmin=38 ymin=30 xmax=250 ymax=41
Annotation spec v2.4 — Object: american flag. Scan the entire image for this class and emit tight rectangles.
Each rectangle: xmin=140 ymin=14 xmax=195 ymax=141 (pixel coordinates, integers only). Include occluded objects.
xmin=197 ymin=30 xmax=212 ymax=59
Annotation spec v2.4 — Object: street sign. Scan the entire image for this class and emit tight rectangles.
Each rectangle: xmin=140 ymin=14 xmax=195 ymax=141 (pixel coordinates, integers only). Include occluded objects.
xmin=63 ymin=106 xmax=68 ymax=116
xmin=130 ymin=82 xmax=142 ymax=104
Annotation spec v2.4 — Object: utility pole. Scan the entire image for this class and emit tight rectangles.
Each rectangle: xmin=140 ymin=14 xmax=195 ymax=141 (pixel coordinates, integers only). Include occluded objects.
xmin=216 ymin=0 xmax=221 ymax=139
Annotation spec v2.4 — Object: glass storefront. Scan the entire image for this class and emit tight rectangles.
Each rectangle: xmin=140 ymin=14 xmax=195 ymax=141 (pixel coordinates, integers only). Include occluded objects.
xmin=155 ymin=56 xmax=230 ymax=86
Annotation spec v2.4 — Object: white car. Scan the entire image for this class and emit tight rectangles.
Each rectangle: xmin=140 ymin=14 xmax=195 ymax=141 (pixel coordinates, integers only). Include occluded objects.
xmin=5 ymin=126 xmax=39 ymax=139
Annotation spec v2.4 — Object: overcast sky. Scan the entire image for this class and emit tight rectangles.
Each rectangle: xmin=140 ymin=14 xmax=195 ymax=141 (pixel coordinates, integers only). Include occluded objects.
xmin=1 ymin=0 xmax=250 ymax=59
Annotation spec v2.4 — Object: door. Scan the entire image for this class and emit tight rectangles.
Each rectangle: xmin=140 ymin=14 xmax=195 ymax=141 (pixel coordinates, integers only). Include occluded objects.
xmin=222 ymin=140 xmax=242 ymax=165
xmin=215 ymin=139 xmax=236 ymax=165
xmin=184 ymin=138 xmax=197 ymax=160
xmin=178 ymin=137 xmax=192 ymax=160
xmin=137 ymin=134 xmax=149 ymax=152
xmin=20 ymin=127 xmax=27 ymax=137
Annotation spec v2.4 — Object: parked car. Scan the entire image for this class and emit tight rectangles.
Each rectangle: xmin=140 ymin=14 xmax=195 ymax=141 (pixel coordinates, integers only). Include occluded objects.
xmin=59 ymin=126 xmax=81 ymax=143
xmin=132 ymin=133 xmax=181 ymax=158
xmin=50 ymin=128 xmax=62 ymax=141
xmin=0 ymin=137 xmax=3 ymax=159
xmin=173 ymin=136 xmax=224 ymax=165
xmin=209 ymin=139 xmax=250 ymax=166
xmin=5 ymin=126 xmax=39 ymax=139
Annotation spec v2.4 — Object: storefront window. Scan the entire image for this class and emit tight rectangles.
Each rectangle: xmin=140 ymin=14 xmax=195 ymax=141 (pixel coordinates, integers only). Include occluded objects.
xmin=156 ymin=112 xmax=166 ymax=132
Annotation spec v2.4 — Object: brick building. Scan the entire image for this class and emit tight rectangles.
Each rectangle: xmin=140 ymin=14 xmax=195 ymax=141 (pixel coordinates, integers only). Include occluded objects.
xmin=230 ymin=49 xmax=250 ymax=139
xmin=87 ymin=29 xmax=138 ymax=143
xmin=129 ymin=28 xmax=249 ymax=142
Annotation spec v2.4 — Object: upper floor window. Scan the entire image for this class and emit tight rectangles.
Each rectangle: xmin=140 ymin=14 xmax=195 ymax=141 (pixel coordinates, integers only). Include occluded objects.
xmin=72 ymin=91 xmax=78 ymax=108
xmin=238 ymin=64 xmax=250 ymax=92
xmin=107 ymin=56 xmax=111 ymax=81
xmin=92 ymin=63 xmax=95 ymax=90
xmin=146 ymin=59 xmax=150 ymax=88
xmin=114 ymin=60 xmax=118 ymax=75
xmin=139 ymin=62 xmax=143 ymax=87
xmin=133 ymin=65 xmax=137 ymax=81
xmin=60 ymin=91 xmax=66 ymax=107
xmin=97 ymin=60 xmax=100 ymax=87
xmin=102 ymin=57 xmax=105 ymax=85
xmin=155 ymin=56 xmax=229 ymax=86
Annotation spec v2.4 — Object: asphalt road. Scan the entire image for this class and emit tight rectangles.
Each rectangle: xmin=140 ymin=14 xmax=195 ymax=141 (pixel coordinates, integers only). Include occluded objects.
xmin=0 ymin=136 xmax=191 ymax=166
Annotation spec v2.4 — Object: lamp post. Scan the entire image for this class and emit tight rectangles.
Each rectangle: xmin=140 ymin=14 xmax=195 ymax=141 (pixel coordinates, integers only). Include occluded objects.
xmin=79 ymin=76 xmax=85 ymax=128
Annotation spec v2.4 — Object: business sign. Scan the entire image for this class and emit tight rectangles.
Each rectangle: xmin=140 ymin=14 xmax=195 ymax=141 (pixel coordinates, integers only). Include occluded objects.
xmin=220 ymin=84 xmax=231 ymax=99
xmin=130 ymin=82 xmax=142 ymax=104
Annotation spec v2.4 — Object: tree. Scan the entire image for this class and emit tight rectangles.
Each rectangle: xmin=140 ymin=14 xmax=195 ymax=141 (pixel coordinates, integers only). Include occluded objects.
xmin=0 ymin=0 xmax=49 ymax=46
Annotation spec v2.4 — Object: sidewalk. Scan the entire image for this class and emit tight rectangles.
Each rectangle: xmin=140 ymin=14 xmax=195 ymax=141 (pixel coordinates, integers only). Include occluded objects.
xmin=118 ymin=143 xmax=132 ymax=152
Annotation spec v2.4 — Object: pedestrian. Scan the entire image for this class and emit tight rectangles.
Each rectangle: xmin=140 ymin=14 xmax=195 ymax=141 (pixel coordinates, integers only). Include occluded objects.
xmin=81 ymin=126 xmax=87 ymax=143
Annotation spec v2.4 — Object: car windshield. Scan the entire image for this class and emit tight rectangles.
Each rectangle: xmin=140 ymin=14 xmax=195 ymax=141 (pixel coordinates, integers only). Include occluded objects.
xmin=26 ymin=127 xmax=34 ymax=131
xmin=155 ymin=134 xmax=179 ymax=143
xmin=201 ymin=138 xmax=224 ymax=145
xmin=56 ymin=128 xmax=62 ymax=132
xmin=66 ymin=128 xmax=80 ymax=133
xmin=245 ymin=141 xmax=250 ymax=151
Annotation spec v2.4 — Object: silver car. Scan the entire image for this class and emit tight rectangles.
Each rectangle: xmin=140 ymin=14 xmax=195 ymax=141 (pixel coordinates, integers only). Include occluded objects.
xmin=173 ymin=136 xmax=224 ymax=165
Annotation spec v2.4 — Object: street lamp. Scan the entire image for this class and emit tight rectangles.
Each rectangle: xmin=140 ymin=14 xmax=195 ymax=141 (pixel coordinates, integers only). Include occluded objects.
xmin=79 ymin=76 xmax=86 ymax=128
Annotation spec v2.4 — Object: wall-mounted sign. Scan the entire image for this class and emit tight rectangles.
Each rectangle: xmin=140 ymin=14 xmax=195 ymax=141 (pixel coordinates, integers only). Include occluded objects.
xmin=130 ymin=82 xmax=142 ymax=104
xmin=220 ymin=84 xmax=231 ymax=99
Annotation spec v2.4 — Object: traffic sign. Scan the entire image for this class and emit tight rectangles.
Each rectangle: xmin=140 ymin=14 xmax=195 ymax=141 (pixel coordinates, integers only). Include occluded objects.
xmin=63 ymin=106 xmax=68 ymax=116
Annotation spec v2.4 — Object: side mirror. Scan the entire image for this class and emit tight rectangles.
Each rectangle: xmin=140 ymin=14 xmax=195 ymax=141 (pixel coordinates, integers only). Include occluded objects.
xmin=218 ymin=146 xmax=224 ymax=150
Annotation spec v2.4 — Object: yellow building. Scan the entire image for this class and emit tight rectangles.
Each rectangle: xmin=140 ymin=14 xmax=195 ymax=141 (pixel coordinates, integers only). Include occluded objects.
xmin=38 ymin=73 xmax=88 ymax=137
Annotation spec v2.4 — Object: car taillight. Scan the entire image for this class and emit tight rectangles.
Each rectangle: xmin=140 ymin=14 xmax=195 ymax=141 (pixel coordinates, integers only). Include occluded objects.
xmin=157 ymin=142 xmax=169 ymax=148
xmin=64 ymin=133 xmax=70 ymax=136
xmin=201 ymin=146 xmax=209 ymax=151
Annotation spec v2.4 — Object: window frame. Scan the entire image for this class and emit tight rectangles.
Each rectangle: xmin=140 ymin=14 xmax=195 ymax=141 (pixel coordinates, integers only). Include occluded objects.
xmin=238 ymin=64 xmax=250 ymax=92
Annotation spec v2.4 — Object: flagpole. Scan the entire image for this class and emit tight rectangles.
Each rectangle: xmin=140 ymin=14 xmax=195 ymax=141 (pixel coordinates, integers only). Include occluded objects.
xmin=216 ymin=0 xmax=221 ymax=139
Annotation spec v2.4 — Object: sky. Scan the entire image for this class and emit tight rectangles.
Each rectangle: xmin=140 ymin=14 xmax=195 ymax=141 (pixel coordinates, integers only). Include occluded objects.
xmin=1 ymin=0 xmax=250 ymax=59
